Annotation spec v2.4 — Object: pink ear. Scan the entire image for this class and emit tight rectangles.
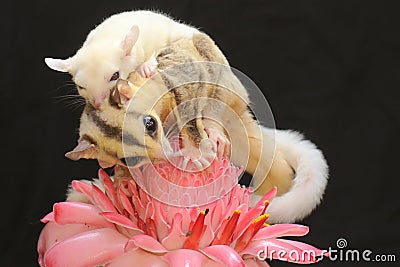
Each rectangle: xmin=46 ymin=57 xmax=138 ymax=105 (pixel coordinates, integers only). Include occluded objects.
xmin=44 ymin=57 xmax=72 ymax=72
xmin=116 ymin=79 xmax=137 ymax=100
xmin=65 ymin=139 xmax=98 ymax=160
xmin=120 ymin=25 xmax=140 ymax=56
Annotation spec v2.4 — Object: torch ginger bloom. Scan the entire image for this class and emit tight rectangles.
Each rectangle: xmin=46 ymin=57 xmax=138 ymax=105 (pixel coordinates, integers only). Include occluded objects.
xmin=38 ymin=158 xmax=326 ymax=266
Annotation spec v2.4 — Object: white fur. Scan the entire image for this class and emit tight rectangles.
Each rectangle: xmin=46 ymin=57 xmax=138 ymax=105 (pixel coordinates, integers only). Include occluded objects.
xmin=252 ymin=129 xmax=329 ymax=223
xmin=45 ymin=10 xmax=199 ymax=105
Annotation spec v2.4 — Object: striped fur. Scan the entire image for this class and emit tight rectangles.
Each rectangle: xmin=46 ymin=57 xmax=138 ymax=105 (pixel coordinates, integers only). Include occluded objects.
xmin=67 ymin=32 xmax=328 ymax=223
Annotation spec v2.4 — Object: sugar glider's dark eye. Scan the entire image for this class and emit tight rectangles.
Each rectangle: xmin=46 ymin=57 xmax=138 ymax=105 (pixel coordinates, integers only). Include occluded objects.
xmin=77 ymin=85 xmax=85 ymax=90
xmin=143 ymin=115 xmax=158 ymax=136
xmin=110 ymin=71 xmax=120 ymax=81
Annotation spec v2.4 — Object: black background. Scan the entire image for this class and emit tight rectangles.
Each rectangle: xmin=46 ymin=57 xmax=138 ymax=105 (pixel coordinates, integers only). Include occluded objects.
xmin=2 ymin=0 xmax=400 ymax=266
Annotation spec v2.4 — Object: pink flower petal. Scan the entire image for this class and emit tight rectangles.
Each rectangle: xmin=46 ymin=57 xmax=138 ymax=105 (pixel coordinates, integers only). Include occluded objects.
xmin=152 ymin=202 xmax=170 ymax=240
xmin=38 ymin=222 xmax=99 ymax=266
xmin=145 ymin=201 xmax=155 ymax=220
xmin=234 ymin=189 xmax=275 ymax=240
xmin=161 ymin=213 xmax=186 ymax=250
xmin=132 ymin=195 xmax=146 ymax=219
xmin=244 ymin=258 xmax=270 ymax=267
xmin=106 ymin=248 xmax=169 ymax=267
xmin=209 ymin=201 xmax=223 ymax=231
xmin=118 ymin=187 xmax=135 ymax=217
xmin=199 ymin=213 xmax=215 ymax=248
xmin=257 ymin=261 xmax=270 ymax=267
xmin=243 ymin=258 xmax=270 ymax=267
xmin=43 ymin=228 xmax=128 ymax=267
xmin=38 ymin=162 xmax=328 ymax=267
xmin=125 ymin=234 xmax=168 ymax=253
xmin=163 ymin=249 xmax=208 ymax=267
xmin=169 ymin=206 xmax=191 ymax=233
xmin=127 ymin=178 xmax=140 ymax=196
xmin=233 ymin=203 xmax=265 ymax=240
xmin=242 ymin=259 xmax=259 ymax=267
xmin=41 ymin=212 xmax=54 ymax=223
xmin=221 ymin=196 xmax=240 ymax=222
xmin=53 ymin=202 xmax=114 ymax=228
xmin=252 ymin=224 xmax=309 ymax=240
xmin=101 ymin=212 xmax=143 ymax=232
xmin=71 ymin=180 xmax=94 ymax=203
xmin=253 ymin=187 xmax=277 ymax=208
xmin=99 ymin=169 xmax=124 ymax=213
xmin=276 ymin=239 xmax=328 ymax=258
xmin=201 ymin=245 xmax=245 ymax=267
xmin=92 ymin=184 xmax=118 ymax=213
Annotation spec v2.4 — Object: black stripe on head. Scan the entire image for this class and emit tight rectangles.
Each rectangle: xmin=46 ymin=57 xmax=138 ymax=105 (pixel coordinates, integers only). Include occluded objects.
xmin=120 ymin=156 xmax=147 ymax=167
xmin=123 ymin=111 xmax=147 ymax=147
xmin=81 ymin=134 xmax=97 ymax=146
xmin=86 ymin=104 xmax=122 ymax=139
xmin=185 ymin=119 xmax=203 ymax=145
xmin=122 ymin=131 xmax=146 ymax=147
xmin=103 ymin=148 xmax=119 ymax=161
xmin=159 ymin=73 xmax=181 ymax=104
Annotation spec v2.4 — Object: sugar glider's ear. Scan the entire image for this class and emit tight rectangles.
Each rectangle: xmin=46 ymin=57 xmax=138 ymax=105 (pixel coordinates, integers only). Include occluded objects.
xmin=116 ymin=78 xmax=139 ymax=100
xmin=44 ymin=57 xmax=72 ymax=72
xmin=120 ymin=25 xmax=139 ymax=56
xmin=65 ymin=138 xmax=98 ymax=161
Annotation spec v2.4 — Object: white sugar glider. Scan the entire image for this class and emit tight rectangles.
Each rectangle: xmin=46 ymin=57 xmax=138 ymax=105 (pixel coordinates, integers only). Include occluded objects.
xmin=45 ymin=10 xmax=200 ymax=109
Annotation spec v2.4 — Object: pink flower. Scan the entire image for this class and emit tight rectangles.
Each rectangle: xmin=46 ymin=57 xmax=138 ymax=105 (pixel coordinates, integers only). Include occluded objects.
xmin=38 ymin=158 xmax=326 ymax=267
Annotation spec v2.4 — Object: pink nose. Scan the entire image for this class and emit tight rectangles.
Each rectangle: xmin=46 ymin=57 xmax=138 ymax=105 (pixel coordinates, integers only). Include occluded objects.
xmin=92 ymin=98 xmax=103 ymax=109
xmin=92 ymin=101 xmax=101 ymax=109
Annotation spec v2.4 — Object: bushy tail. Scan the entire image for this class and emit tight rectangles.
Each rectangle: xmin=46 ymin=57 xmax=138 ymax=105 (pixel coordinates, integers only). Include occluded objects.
xmin=252 ymin=129 xmax=329 ymax=223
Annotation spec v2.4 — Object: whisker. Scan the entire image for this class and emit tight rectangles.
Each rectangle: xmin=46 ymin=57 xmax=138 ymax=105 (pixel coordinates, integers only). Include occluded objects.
xmin=53 ymin=95 xmax=83 ymax=104
xmin=70 ymin=102 xmax=86 ymax=112
xmin=53 ymin=94 xmax=83 ymax=99
xmin=64 ymin=101 xmax=86 ymax=112
xmin=52 ymin=82 xmax=77 ymax=93
xmin=53 ymin=93 xmax=87 ymax=112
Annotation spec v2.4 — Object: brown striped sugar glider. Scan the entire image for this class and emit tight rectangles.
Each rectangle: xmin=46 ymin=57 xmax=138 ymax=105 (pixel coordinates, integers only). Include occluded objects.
xmin=66 ymin=33 xmax=328 ymax=223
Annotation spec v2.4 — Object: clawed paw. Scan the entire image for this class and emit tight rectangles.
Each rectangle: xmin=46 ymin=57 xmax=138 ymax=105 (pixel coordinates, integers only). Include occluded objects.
xmin=137 ymin=54 xmax=158 ymax=78
xmin=171 ymin=140 xmax=216 ymax=172
xmin=205 ymin=128 xmax=231 ymax=157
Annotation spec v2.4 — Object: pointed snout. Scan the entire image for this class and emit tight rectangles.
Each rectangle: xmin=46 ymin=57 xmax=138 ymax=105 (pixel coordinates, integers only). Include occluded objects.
xmin=90 ymin=95 xmax=106 ymax=109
